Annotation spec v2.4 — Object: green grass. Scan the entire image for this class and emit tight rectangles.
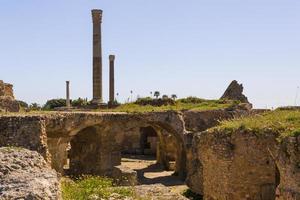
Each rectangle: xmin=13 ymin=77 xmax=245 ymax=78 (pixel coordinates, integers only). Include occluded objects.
xmin=212 ymin=110 xmax=300 ymax=138
xmin=61 ymin=176 xmax=134 ymax=200
xmin=107 ymin=99 xmax=233 ymax=113
xmin=0 ymin=98 xmax=235 ymax=115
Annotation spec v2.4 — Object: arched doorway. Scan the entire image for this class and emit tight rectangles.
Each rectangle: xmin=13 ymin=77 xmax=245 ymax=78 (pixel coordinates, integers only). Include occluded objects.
xmin=140 ymin=126 xmax=158 ymax=156
xmin=67 ymin=126 xmax=102 ymax=175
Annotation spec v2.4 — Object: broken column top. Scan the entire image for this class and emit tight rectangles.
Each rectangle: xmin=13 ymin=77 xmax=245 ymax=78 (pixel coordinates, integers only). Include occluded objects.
xmin=221 ymin=80 xmax=250 ymax=103
xmin=109 ymin=55 xmax=115 ymax=61
xmin=91 ymin=9 xmax=103 ymax=23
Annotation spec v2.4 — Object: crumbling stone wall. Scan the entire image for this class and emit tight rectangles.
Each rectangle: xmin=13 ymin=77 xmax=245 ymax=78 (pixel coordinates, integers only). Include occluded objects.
xmin=272 ymin=135 xmax=300 ymax=200
xmin=196 ymin=130 xmax=278 ymax=200
xmin=188 ymin=127 xmax=300 ymax=200
xmin=0 ymin=115 xmax=50 ymax=162
xmin=0 ymin=80 xmax=14 ymax=98
xmin=0 ymin=80 xmax=20 ymax=112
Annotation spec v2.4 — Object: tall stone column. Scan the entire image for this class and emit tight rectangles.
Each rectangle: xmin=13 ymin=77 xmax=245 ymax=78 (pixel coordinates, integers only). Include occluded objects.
xmin=92 ymin=9 xmax=103 ymax=104
xmin=109 ymin=55 xmax=115 ymax=104
xmin=66 ymin=81 xmax=71 ymax=108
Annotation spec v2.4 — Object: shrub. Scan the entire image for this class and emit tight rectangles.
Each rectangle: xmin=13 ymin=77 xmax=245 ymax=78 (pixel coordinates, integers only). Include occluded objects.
xmin=43 ymin=99 xmax=66 ymax=110
xmin=29 ymin=103 xmax=42 ymax=111
xmin=178 ymin=96 xmax=206 ymax=104
xmin=71 ymin=98 xmax=88 ymax=107
xmin=134 ymin=97 xmax=175 ymax=107
xmin=17 ymin=100 xmax=28 ymax=108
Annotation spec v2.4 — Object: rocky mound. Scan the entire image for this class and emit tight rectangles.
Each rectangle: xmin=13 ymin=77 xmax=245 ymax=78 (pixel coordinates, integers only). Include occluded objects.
xmin=0 ymin=147 xmax=60 ymax=200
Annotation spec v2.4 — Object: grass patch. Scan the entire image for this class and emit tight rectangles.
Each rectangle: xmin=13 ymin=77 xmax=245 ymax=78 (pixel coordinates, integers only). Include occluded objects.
xmin=212 ymin=110 xmax=300 ymax=138
xmin=107 ymin=99 xmax=234 ymax=113
xmin=182 ymin=189 xmax=203 ymax=200
xmin=61 ymin=176 xmax=134 ymax=200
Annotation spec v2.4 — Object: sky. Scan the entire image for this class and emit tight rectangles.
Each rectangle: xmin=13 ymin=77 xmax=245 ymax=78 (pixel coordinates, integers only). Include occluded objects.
xmin=0 ymin=0 xmax=300 ymax=108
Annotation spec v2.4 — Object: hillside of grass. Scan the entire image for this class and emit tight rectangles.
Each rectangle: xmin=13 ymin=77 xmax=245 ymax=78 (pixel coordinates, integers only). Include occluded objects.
xmin=212 ymin=110 xmax=300 ymax=138
xmin=108 ymin=97 xmax=236 ymax=113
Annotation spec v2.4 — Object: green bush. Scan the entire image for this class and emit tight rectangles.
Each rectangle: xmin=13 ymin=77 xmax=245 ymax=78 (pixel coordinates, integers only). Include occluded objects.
xmin=71 ymin=98 xmax=88 ymax=107
xmin=43 ymin=99 xmax=66 ymax=110
xmin=178 ymin=97 xmax=206 ymax=104
xmin=17 ymin=100 xmax=28 ymax=108
xmin=135 ymin=97 xmax=175 ymax=107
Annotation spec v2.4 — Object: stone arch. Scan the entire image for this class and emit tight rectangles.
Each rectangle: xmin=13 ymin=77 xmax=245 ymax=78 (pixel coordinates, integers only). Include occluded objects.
xmin=45 ymin=112 xmax=187 ymax=178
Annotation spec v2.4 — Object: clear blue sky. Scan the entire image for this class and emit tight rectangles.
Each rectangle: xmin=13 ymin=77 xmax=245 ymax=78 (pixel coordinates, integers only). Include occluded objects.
xmin=1 ymin=0 xmax=300 ymax=108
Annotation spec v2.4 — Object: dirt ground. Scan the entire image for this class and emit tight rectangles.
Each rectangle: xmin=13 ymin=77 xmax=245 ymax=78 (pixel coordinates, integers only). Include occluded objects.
xmin=121 ymin=154 xmax=188 ymax=195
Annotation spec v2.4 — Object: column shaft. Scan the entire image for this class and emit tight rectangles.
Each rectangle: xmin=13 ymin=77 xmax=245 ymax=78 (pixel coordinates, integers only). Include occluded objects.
xmin=109 ymin=55 xmax=115 ymax=103
xmin=66 ymin=81 xmax=70 ymax=108
xmin=92 ymin=9 xmax=103 ymax=104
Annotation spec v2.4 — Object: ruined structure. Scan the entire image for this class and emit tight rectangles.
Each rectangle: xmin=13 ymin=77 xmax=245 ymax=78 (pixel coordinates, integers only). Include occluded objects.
xmin=92 ymin=9 xmax=103 ymax=105
xmin=221 ymin=80 xmax=250 ymax=103
xmin=1 ymin=103 xmax=299 ymax=199
xmin=186 ymin=128 xmax=300 ymax=200
xmin=0 ymin=108 xmax=246 ymax=177
xmin=0 ymin=80 xmax=20 ymax=112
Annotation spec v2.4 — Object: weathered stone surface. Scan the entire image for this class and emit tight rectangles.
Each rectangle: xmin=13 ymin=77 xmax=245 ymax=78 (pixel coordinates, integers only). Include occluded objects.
xmin=0 ymin=80 xmax=20 ymax=112
xmin=0 ymin=115 xmax=50 ymax=162
xmin=221 ymin=80 xmax=250 ymax=103
xmin=112 ymin=165 xmax=138 ymax=186
xmin=0 ymin=147 xmax=60 ymax=200
xmin=183 ymin=109 xmax=247 ymax=132
xmin=272 ymin=135 xmax=300 ymax=200
xmin=196 ymin=130 xmax=278 ymax=200
xmin=133 ymin=184 xmax=188 ymax=200
xmin=187 ymin=127 xmax=300 ymax=200
xmin=0 ymin=96 xmax=20 ymax=112
xmin=0 ymin=80 xmax=14 ymax=98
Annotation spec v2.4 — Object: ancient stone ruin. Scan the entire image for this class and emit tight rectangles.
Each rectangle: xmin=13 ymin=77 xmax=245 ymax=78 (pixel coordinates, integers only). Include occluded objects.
xmin=1 ymin=7 xmax=299 ymax=200
xmin=1 ymin=103 xmax=299 ymax=199
xmin=0 ymin=80 xmax=20 ymax=112
xmin=221 ymin=80 xmax=250 ymax=103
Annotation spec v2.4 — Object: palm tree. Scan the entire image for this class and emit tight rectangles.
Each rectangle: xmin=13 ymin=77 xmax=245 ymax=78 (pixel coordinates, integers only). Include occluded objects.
xmin=130 ymin=90 xmax=133 ymax=102
xmin=154 ymin=91 xmax=160 ymax=99
xmin=171 ymin=94 xmax=177 ymax=100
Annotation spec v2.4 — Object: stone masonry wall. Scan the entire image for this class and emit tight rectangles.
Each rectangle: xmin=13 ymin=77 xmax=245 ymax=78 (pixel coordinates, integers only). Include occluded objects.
xmin=0 ymin=80 xmax=19 ymax=112
xmin=192 ymin=130 xmax=278 ymax=200
xmin=0 ymin=80 xmax=14 ymax=98
xmin=273 ymin=135 xmax=300 ymax=200
xmin=0 ymin=116 xmax=50 ymax=162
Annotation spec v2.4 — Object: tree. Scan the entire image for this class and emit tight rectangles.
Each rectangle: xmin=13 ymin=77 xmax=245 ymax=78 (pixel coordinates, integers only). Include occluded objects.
xmin=154 ymin=91 xmax=160 ymax=99
xmin=43 ymin=99 xmax=66 ymax=110
xmin=171 ymin=94 xmax=177 ymax=100
xmin=17 ymin=100 xmax=28 ymax=108
xmin=72 ymin=97 xmax=88 ymax=107
xmin=162 ymin=95 xmax=168 ymax=100
xmin=29 ymin=103 xmax=41 ymax=111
